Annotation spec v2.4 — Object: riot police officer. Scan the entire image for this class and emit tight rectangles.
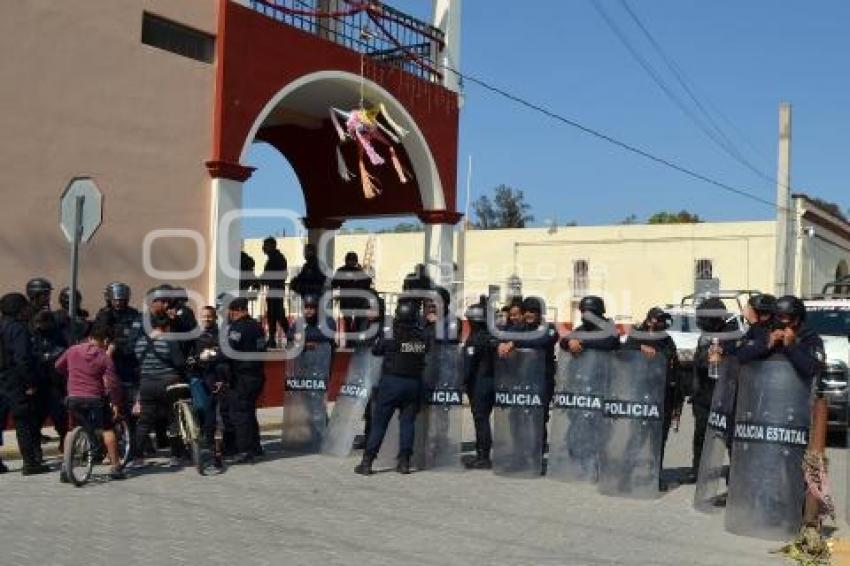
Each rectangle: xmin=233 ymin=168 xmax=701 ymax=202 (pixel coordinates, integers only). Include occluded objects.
xmin=0 ymin=293 xmax=49 ymax=475
xmin=355 ymin=299 xmax=429 ymax=475
xmin=560 ymin=296 xmax=620 ymax=354
xmin=737 ymin=295 xmax=822 ymax=375
xmin=55 ymin=286 xmax=91 ymax=344
xmin=95 ymin=282 xmax=143 ymax=455
xmin=736 ymin=294 xmax=778 ymax=363
xmin=463 ymin=299 xmax=498 ymax=469
xmin=30 ymin=309 xmax=69 ymax=453
xmin=25 ymin=278 xmax=53 ymax=313
xmin=168 ymin=286 xmax=198 ymax=351
xmin=286 ymin=294 xmax=337 ymax=347
xmin=225 ymin=297 xmax=267 ymax=464
xmin=687 ymin=297 xmax=741 ymax=483
xmin=623 ymin=307 xmax=681 ymax=489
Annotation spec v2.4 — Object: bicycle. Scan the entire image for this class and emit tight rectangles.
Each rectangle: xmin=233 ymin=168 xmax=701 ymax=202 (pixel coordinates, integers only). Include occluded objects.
xmin=167 ymin=382 xmax=204 ymax=475
xmin=62 ymin=401 xmax=132 ymax=487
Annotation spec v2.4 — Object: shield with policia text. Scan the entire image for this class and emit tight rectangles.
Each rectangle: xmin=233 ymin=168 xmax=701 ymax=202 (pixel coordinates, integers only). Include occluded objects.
xmin=547 ymin=349 xmax=610 ymax=483
xmin=598 ymin=349 xmax=666 ymax=499
xmin=725 ymin=355 xmax=810 ymax=540
xmin=492 ymin=348 xmax=547 ymax=478
xmin=281 ymin=342 xmax=332 ymax=453
xmin=322 ymin=346 xmax=382 ymax=457
xmin=693 ymin=356 xmax=739 ymax=513
xmin=418 ymin=343 xmax=465 ymax=470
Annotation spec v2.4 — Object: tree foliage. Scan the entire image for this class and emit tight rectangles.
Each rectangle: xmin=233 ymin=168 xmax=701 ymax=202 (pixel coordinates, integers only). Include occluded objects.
xmin=473 ymin=185 xmax=534 ymax=229
xmin=647 ymin=210 xmax=702 ymax=224
xmin=809 ymin=197 xmax=848 ymax=223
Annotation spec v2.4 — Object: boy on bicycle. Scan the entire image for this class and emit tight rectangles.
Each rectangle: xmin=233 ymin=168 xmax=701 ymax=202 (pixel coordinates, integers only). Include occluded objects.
xmin=54 ymin=322 xmax=125 ymax=480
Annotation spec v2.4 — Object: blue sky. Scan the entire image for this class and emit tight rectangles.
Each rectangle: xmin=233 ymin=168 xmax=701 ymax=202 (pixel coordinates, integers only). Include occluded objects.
xmin=243 ymin=0 xmax=850 ymax=236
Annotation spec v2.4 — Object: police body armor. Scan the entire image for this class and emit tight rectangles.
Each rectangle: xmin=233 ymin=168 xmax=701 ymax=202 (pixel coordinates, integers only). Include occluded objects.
xmin=281 ymin=342 xmax=332 ymax=453
xmin=322 ymin=346 xmax=382 ymax=458
xmin=547 ymin=349 xmax=609 ymax=483
xmin=417 ymin=343 xmax=464 ymax=470
xmin=725 ymin=355 xmax=810 ymax=540
xmin=492 ymin=348 xmax=547 ymax=478
xmin=598 ymin=350 xmax=666 ymax=499
xmin=693 ymin=356 xmax=739 ymax=513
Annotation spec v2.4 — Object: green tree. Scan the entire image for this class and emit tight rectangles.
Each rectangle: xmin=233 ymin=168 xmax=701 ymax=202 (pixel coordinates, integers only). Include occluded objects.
xmin=619 ymin=214 xmax=639 ymax=225
xmin=647 ymin=210 xmax=702 ymax=224
xmin=473 ymin=184 xmax=534 ymax=229
xmin=809 ymin=197 xmax=848 ymax=223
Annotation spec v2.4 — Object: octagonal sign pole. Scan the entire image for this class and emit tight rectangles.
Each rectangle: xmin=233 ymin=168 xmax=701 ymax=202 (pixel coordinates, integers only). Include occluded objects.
xmin=60 ymin=177 xmax=103 ymax=344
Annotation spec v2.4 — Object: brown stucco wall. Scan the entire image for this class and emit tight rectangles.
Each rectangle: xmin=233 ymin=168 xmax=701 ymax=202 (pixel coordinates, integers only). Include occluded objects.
xmin=0 ymin=0 xmax=216 ymax=307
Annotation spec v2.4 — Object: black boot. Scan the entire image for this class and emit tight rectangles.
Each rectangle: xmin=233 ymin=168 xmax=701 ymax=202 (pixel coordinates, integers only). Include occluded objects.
xmin=465 ymin=449 xmax=492 ymax=470
xmin=354 ymin=453 xmax=374 ymax=476
xmin=396 ymin=454 xmax=411 ymax=475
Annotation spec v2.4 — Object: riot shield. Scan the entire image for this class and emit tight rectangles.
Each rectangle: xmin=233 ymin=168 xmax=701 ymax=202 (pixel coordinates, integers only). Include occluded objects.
xmin=375 ymin=414 xmax=400 ymax=469
xmin=419 ymin=343 xmax=465 ymax=470
xmin=547 ymin=349 xmax=610 ymax=483
xmin=725 ymin=355 xmax=810 ymax=540
xmin=598 ymin=350 xmax=666 ymax=499
xmin=694 ymin=357 xmax=739 ymax=513
xmin=322 ymin=347 xmax=382 ymax=457
xmin=281 ymin=342 xmax=332 ymax=453
xmin=492 ymin=348 xmax=546 ymax=478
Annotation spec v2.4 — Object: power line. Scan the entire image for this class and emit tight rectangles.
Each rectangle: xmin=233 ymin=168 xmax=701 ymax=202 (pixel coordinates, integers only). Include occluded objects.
xmin=614 ymin=0 xmax=777 ymax=175
xmin=591 ymin=0 xmax=777 ymax=193
xmin=441 ymin=64 xmax=787 ymax=212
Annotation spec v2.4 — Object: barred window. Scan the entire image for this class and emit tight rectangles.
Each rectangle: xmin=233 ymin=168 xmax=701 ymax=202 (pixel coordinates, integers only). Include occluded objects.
xmin=573 ymin=260 xmax=589 ymax=297
xmin=695 ymin=259 xmax=714 ymax=280
xmin=142 ymin=13 xmax=215 ymax=64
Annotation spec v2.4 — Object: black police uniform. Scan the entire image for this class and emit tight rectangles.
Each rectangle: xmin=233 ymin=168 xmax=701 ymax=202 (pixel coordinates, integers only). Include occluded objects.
xmin=691 ymin=323 xmax=740 ymax=473
xmin=736 ymin=324 xmax=824 ymax=382
xmin=226 ymin=315 xmax=267 ymax=459
xmin=290 ymin=257 xmax=328 ymax=299
xmin=464 ymin=319 xmax=499 ymax=463
xmin=31 ymin=320 xmax=69 ymax=452
xmin=0 ymin=316 xmax=44 ymax=471
xmin=363 ymin=316 xmax=429 ymax=461
xmin=331 ymin=264 xmax=373 ymax=332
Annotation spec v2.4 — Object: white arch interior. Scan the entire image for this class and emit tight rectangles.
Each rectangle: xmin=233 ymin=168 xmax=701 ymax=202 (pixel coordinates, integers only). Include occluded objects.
xmin=239 ymin=70 xmax=446 ymax=211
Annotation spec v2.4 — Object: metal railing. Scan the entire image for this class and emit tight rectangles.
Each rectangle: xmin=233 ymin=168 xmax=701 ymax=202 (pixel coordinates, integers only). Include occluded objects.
xmin=248 ymin=0 xmax=445 ymax=82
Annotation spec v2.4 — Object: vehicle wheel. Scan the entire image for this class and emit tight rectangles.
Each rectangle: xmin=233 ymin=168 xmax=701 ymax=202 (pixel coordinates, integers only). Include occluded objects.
xmin=114 ymin=420 xmax=132 ymax=469
xmin=63 ymin=426 xmax=93 ymax=487
xmin=179 ymin=402 xmax=205 ymax=476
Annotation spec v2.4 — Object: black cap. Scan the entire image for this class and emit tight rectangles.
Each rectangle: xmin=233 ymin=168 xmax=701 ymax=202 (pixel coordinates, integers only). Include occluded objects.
xmin=749 ymin=293 xmax=777 ymax=315
xmin=522 ymin=296 xmax=544 ymax=314
xmin=229 ymin=297 xmax=250 ymax=311
xmin=579 ymin=295 xmax=605 ymax=316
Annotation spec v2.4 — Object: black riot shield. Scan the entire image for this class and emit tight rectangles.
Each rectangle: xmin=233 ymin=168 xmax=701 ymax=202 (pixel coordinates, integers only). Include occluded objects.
xmin=725 ymin=355 xmax=810 ymax=540
xmin=322 ymin=347 xmax=382 ymax=457
xmin=547 ymin=349 xmax=610 ymax=483
xmin=597 ymin=350 xmax=666 ymax=499
xmin=694 ymin=357 xmax=739 ymax=513
xmin=492 ymin=348 xmax=547 ymax=478
xmin=281 ymin=342 xmax=332 ymax=453
xmin=418 ymin=343 xmax=464 ymax=470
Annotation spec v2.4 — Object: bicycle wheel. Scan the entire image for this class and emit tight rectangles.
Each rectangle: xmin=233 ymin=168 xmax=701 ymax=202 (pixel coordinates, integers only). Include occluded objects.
xmin=178 ymin=401 xmax=204 ymax=476
xmin=63 ymin=426 xmax=94 ymax=487
xmin=114 ymin=420 xmax=132 ymax=469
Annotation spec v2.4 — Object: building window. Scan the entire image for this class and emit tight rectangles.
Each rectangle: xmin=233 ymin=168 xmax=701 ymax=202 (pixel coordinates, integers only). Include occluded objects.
xmin=141 ymin=13 xmax=215 ymax=64
xmin=573 ymin=260 xmax=589 ymax=297
xmin=695 ymin=258 xmax=714 ymax=280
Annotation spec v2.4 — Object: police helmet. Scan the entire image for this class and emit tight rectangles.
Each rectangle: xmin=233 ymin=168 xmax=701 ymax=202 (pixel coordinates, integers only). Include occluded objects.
xmin=171 ymin=286 xmax=189 ymax=306
xmin=748 ymin=293 xmax=777 ymax=315
xmin=578 ymin=295 xmax=605 ymax=316
xmin=105 ymin=281 xmax=131 ymax=302
xmin=59 ymin=287 xmax=82 ymax=310
xmin=147 ymin=284 xmax=173 ymax=302
xmin=25 ymin=278 xmax=53 ymax=299
xmin=775 ymin=295 xmax=806 ymax=323
xmin=696 ymin=297 xmax=729 ymax=332
xmin=522 ymin=296 xmax=544 ymax=314
xmin=645 ymin=306 xmax=672 ymax=328
xmin=0 ymin=293 xmax=29 ymax=318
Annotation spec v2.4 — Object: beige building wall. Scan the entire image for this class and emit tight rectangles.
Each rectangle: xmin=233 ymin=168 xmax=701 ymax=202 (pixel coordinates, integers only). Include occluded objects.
xmin=244 ymin=221 xmax=779 ymax=324
xmin=0 ymin=1 xmax=216 ymax=306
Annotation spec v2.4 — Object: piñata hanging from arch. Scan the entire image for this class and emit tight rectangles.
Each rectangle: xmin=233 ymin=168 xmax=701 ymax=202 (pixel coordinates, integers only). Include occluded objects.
xmin=330 ymin=103 xmax=412 ymax=199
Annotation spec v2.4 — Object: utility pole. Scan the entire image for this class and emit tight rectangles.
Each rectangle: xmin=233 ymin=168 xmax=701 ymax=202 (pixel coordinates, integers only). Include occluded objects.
xmin=774 ymin=103 xmax=793 ymax=296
